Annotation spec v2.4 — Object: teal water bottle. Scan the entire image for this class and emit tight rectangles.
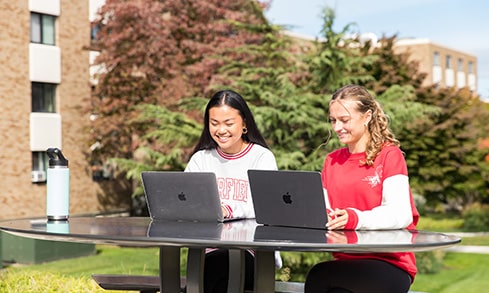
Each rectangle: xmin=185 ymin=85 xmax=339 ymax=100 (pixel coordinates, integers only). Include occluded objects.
xmin=46 ymin=148 xmax=70 ymax=221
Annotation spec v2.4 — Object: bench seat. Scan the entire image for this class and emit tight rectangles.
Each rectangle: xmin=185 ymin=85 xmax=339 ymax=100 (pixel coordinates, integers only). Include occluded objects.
xmin=92 ymin=274 xmax=305 ymax=293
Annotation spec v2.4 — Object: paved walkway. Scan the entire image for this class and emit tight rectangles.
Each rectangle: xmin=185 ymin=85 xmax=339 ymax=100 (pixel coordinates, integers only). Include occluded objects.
xmin=442 ymin=232 xmax=489 ymax=254
xmin=445 ymin=245 xmax=489 ymax=254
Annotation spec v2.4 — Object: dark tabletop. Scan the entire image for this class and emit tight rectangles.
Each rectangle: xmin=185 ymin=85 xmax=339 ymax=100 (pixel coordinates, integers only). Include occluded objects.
xmin=0 ymin=217 xmax=461 ymax=252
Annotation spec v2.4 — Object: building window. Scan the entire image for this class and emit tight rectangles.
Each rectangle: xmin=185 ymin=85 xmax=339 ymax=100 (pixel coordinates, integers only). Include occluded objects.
xmin=32 ymin=82 xmax=56 ymax=113
xmin=32 ymin=151 xmax=48 ymax=183
xmin=446 ymin=55 xmax=451 ymax=69
xmin=91 ymin=23 xmax=100 ymax=41
xmin=32 ymin=152 xmax=48 ymax=171
xmin=458 ymin=58 xmax=463 ymax=72
xmin=30 ymin=13 xmax=56 ymax=45
xmin=433 ymin=52 xmax=439 ymax=66
xmin=469 ymin=61 xmax=474 ymax=74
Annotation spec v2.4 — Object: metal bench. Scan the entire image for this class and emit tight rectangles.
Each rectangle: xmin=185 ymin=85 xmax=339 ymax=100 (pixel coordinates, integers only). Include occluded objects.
xmin=92 ymin=274 xmax=170 ymax=293
xmin=92 ymin=274 xmax=305 ymax=293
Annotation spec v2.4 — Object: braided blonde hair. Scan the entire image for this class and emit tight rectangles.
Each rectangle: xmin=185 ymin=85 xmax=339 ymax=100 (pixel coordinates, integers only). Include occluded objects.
xmin=330 ymin=84 xmax=400 ymax=166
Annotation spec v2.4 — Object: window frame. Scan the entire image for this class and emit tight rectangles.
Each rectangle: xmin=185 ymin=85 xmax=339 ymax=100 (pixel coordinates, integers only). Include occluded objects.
xmin=32 ymin=82 xmax=57 ymax=113
xmin=30 ymin=12 xmax=56 ymax=45
xmin=446 ymin=55 xmax=452 ymax=69
xmin=32 ymin=151 xmax=48 ymax=171
xmin=433 ymin=51 xmax=439 ymax=66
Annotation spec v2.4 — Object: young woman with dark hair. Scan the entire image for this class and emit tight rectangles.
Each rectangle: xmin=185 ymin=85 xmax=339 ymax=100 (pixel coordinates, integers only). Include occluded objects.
xmin=185 ymin=89 xmax=281 ymax=293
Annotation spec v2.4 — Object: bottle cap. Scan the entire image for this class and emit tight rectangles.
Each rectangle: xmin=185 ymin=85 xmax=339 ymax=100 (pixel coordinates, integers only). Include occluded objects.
xmin=46 ymin=148 xmax=69 ymax=167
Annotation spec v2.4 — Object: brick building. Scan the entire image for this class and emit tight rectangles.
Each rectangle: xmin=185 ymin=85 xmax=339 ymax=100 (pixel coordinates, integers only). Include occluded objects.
xmin=285 ymin=32 xmax=479 ymax=95
xmin=394 ymin=38 xmax=478 ymax=93
xmin=0 ymin=0 xmax=129 ymax=220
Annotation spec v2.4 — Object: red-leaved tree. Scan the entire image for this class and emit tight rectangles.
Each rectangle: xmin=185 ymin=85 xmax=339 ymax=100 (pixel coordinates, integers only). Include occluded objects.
xmin=89 ymin=0 xmax=272 ymax=162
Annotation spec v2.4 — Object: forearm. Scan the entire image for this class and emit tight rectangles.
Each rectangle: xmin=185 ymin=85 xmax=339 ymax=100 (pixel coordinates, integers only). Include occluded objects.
xmin=354 ymin=175 xmax=413 ymax=230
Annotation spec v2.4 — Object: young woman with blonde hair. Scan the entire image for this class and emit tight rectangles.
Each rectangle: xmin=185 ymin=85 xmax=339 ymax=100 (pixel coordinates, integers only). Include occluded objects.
xmin=305 ymin=84 xmax=419 ymax=293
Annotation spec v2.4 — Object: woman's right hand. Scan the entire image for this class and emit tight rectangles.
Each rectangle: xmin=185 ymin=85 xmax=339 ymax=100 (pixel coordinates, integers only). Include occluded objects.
xmin=326 ymin=208 xmax=348 ymax=230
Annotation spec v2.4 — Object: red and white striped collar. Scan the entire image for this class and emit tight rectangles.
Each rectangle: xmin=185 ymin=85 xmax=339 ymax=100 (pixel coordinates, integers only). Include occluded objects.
xmin=216 ymin=143 xmax=254 ymax=160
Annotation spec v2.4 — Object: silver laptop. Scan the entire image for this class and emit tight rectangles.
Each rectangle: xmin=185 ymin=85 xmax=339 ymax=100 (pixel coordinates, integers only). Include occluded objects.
xmin=141 ymin=171 xmax=225 ymax=222
xmin=248 ymin=170 xmax=328 ymax=229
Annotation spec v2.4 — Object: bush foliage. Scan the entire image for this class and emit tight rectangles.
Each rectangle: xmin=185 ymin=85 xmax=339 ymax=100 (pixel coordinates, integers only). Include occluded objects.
xmin=462 ymin=203 xmax=489 ymax=232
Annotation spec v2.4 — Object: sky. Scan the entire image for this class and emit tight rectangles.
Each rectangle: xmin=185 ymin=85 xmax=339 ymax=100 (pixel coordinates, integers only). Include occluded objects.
xmin=264 ymin=0 xmax=489 ymax=101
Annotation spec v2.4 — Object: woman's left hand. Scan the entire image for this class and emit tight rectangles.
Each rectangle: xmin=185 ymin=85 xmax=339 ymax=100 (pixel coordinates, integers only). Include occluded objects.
xmin=221 ymin=206 xmax=230 ymax=218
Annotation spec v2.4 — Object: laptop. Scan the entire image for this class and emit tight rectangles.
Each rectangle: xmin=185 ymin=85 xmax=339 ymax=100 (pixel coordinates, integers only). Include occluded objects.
xmin=141 ymin=171 xmax=226 ymax=222
xmin=248 ymin=170 xmax=328 ymax=229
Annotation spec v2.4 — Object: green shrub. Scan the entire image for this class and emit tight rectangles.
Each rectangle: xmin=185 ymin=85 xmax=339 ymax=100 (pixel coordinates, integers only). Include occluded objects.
xmin=415 ymin=250 xmax=446 ymax=274
xmin=279 ymin=249 xmax=449 ymax=279
xmin=0 ymin=270 xmax=106 ymax=292
xmin=412 ymin=192 xmax=427 ymax=215
xmin=277 ymin=252 xmax=333 ymax=282
xmin=462 ymin=203 xmax=489 ymax=232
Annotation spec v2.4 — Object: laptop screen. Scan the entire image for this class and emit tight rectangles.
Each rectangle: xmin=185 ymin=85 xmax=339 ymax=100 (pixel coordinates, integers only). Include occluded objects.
xmin=248 ymin=170 xmax=328 ymax=229
xmin=141 ymin=171 xmax=224 ymax=222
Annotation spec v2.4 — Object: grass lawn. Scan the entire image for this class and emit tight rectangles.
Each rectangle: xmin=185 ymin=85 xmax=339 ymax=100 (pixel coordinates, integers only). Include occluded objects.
xmin=416 ymin=214 xmax=464 ymax=232
xmin=411 ymin=252 xmax=489 ymax=292
xmin=1 ymin=246 xmax=162 ymax=293
xmin=13 ymin=245 xmax=162 ymax=276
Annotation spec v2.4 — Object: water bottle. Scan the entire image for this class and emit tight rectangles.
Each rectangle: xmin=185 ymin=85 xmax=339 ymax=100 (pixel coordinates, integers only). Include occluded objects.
xmin=46 ymin=148 xmax=70 ymax=221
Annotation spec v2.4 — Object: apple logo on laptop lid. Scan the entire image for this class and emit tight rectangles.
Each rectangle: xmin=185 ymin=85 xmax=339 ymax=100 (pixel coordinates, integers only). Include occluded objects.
xmin=282 ymin=192 xmax=293 ymax=204
xmin=178 ymin=192 xmax=186 ymax=201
